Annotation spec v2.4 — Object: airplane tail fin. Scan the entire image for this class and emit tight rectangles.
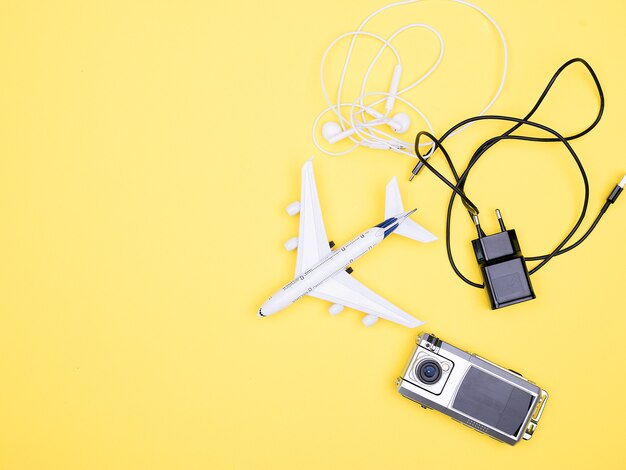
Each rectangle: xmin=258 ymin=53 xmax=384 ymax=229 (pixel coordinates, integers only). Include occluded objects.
xmin=385 ymin=177 xmax=437 ymax=243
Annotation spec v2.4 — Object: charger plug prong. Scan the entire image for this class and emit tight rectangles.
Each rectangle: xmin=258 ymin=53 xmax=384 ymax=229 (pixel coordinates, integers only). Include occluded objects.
xmin=473 ymin=215 xmax=484 ymax=238
xmin=496 ymin=209 xmax=507 ymax=232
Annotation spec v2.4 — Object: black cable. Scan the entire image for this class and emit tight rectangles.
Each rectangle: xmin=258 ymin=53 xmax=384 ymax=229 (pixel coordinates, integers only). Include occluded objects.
xmin=410 ymin=58 xmax=612 ymax=288
xmin=525 ymin=201 xmax=609 ymax=261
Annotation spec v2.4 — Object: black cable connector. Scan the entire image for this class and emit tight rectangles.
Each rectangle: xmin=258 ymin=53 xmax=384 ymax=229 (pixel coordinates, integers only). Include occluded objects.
xmin=607 ymin=175 xmax=625 ymax=204
xmin=524 ymin=174 xmax=625 ymax=266
xmin=409 ymin=160 xmax=426 ymax=181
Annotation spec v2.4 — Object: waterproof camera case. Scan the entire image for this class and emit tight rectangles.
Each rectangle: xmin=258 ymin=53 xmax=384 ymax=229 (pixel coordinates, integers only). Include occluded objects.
xmin=397 ymin=333 xmax=548 ymax=445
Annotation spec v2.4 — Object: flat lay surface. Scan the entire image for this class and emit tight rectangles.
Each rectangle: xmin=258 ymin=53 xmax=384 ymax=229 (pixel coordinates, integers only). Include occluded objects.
xmin=0 ymin=0 xmax=625 ymax=469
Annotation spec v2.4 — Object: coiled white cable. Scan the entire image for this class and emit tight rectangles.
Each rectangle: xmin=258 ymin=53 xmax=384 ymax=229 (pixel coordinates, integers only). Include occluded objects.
xmin=312 ymin=0 xmax=509 ymax=158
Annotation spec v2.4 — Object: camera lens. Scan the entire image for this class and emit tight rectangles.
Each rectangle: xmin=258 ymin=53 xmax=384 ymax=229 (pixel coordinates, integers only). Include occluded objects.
xmin=417 ymin=360 xmax=442 ymax=384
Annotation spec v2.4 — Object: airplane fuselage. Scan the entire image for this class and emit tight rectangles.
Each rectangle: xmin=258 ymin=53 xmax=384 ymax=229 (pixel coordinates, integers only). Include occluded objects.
xmin=259 ymin=226 xmax=387 ymax=317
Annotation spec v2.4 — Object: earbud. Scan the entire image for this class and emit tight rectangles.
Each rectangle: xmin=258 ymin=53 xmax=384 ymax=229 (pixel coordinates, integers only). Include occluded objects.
xmin=322 ymin=113 xmax=411 ymax=146
xmin=363 ymin=109 xmax=411 ymax=134
xmin=387 ymin=112 xmax=411 ymax=133
xmin=321 ymin=121 xmax=410 ymax=150
xmin=322 ymin=110 xmax=410 ymax=145
xmin=322 ymin=121 xmax=356 ymax=144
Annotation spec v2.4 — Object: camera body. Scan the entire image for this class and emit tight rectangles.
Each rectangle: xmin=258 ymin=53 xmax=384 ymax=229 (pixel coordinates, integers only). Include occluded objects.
xmin=397 ymin=333 xmax=548 ymax=445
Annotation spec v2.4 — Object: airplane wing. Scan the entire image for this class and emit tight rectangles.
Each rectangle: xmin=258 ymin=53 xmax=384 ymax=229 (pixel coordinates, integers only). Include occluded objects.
xmin=295 ymin=159 xmax=331 ymax=275
xmin=308 ymin=270 xmax=423 ymax=328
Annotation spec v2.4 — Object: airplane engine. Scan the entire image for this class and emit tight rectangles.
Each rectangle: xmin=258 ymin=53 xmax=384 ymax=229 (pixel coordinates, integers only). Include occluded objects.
xmin=329 ymin=304 xmax=344 ymax=315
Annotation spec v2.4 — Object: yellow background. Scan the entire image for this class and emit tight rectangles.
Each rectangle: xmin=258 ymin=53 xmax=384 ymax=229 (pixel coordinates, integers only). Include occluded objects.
xmin=1 ymin=0 xmax=625 ymax=468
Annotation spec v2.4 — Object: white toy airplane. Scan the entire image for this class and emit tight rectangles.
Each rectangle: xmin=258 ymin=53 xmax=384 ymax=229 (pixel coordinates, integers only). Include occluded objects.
xmin=259 ymin=159 xmax=437 ymax=328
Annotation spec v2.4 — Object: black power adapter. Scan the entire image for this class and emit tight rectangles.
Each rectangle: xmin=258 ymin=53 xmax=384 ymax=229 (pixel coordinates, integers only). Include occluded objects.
xmin=471 ymin=210 xmax=535 ymax=309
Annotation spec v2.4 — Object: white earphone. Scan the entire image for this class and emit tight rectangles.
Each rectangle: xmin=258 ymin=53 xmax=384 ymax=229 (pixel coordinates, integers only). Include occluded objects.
xmin=312 ymin=0 xmax=509 ymax=160
xmin=363 ymin=109 xmax=411 ymax=134
xmin=321 ymin=111 xmax=410 ymax=144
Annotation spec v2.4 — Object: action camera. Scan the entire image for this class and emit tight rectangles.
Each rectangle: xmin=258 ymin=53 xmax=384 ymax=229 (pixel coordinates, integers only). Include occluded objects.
xmin=397 ymin=333 xmax=548 ymax=445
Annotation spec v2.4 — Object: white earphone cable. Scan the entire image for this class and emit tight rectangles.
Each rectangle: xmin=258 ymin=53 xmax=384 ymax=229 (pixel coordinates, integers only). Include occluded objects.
xmin=313 ymin=0 xmax=509 ymax=158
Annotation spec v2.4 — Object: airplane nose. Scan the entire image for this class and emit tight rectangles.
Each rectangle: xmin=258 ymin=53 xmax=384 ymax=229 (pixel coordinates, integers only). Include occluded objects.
xmin=258 ymin=308 xmax=265 ymax=317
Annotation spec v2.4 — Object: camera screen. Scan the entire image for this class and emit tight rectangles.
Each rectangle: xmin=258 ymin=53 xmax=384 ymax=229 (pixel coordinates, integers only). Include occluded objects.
xmin=452 ymin=367 xmax=535 ymax=436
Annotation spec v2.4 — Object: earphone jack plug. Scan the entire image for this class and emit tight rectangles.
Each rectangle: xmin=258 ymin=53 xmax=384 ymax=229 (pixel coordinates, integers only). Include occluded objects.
xmin=409 ymin=161 xmax=425 ymax=181
xmin=607 ymin=174 xmax=626 ymax=204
